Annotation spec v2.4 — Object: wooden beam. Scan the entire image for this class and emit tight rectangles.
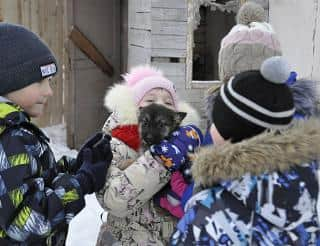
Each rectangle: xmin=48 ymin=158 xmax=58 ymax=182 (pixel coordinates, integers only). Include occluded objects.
xmin=69 ymin=25 xmax=114 ymax=77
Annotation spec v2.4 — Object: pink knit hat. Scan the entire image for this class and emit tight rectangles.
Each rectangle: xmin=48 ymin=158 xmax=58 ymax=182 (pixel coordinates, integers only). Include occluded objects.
xmin=123 ymin=65 xmax=178 ymax=107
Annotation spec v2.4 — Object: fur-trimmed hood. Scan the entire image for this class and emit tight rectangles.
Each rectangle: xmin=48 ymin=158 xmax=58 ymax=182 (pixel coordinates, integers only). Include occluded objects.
xmin=192 ymin=118 xmax=320 ymax=188
xmin=103 ymin=82 xmax=202 ymax=129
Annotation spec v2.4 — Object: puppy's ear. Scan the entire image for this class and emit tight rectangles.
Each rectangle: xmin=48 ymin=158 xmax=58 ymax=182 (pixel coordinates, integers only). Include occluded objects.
xmin=174 ymin=112 xmax=187 ymax=125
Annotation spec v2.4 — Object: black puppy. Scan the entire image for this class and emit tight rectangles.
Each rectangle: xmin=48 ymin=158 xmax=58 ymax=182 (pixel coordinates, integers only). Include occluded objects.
xmin=138 ymin=103 xmax=187 ymax=150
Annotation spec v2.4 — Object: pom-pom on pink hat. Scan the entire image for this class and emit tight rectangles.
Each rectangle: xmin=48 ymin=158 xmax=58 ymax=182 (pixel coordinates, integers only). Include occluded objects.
xmin=123 ymin=65 xmax=178 ymax=108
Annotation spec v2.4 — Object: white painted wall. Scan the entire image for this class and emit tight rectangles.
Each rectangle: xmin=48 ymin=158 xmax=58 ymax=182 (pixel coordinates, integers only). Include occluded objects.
xmin=269 ymin=0 xmax=320 ymax=83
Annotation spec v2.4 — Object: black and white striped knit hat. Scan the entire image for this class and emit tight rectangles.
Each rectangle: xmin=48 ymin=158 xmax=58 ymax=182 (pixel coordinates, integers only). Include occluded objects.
xmin=212 ymin=56 xmax=295 ymax=142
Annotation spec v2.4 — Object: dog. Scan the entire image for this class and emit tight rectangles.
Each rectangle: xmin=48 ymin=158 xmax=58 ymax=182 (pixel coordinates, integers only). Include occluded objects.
xmin=117 ymin=103 xmax=186 ymax=170
xmin=138 ymin=103 xmax=187 ymax=150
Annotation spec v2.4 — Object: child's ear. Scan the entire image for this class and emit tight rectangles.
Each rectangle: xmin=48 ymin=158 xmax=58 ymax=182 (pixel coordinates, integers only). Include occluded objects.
xmin=174 ymin=112 xmax=187 ymax=125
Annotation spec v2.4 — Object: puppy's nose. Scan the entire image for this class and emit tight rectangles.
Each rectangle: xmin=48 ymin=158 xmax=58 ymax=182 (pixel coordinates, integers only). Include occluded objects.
xmin=145 ymin=135 xmax=153 ymax=144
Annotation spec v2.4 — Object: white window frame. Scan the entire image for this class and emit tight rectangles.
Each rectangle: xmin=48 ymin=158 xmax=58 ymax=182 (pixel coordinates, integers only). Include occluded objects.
xmin=186 ymin=0 xmax=268 ymax=89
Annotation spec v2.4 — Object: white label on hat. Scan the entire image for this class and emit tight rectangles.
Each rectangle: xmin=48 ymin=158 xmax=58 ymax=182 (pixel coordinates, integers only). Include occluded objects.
xmin=40 ymin=63 xmax=57 ymax=77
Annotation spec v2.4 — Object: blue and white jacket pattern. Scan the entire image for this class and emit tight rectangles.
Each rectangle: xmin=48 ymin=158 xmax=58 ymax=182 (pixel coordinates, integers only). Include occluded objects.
xmin=171 ymin=119 xmax=320 ymax=245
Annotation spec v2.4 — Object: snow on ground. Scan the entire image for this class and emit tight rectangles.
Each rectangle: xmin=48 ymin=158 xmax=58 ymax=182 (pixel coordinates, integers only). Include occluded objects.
xmin=42 ymin=124 xmax=104 ymax=246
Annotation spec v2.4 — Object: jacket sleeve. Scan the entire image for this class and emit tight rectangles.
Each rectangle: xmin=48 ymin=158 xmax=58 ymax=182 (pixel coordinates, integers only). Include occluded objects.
xmin=0 ymin=132 xmax=85 ymax=242
xmin=96 ymin=137 xmax=171 ymax=217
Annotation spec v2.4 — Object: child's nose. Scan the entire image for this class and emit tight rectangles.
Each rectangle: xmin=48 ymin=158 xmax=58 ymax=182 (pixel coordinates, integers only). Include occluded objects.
xmin=43 ymin=79 xmax=53 ymax=96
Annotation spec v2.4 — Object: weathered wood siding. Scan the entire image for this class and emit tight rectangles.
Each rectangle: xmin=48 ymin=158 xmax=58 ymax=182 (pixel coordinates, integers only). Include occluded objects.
xmin=66 ymin=0 xmax=121 ymax=148
xmin=128 ymin=0 xmax=151 ymax=66
xmin=1 ymin=0 xmax=66 ymax=127
xmin=128 ymin=0 xmax=207 ymax=129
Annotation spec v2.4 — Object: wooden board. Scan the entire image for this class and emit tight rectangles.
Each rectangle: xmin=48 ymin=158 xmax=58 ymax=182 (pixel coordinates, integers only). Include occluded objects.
xmin=152 ymin=0 xmax=187 ymax=9
xmin=151 ymin=62 xmax=186 ymax=76
xmin=129 ymin=28 xmax=152 ymax=48
xmin=152 ymin=8 xmax=187 ymax=21
xmin=152 ymin=20 xmax=187 ymax=35
xmin=151 ymin=48 xmax=186 ymax=58
xmin=152 ymin=34 xmax=187 ymax=49
xmin=68 ymin=0 xmax=121 ymax=148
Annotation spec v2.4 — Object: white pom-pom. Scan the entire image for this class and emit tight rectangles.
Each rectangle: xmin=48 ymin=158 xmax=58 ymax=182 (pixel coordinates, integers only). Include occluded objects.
xmin=237 ymin=2 xmax=267 ymax=25
xmin=260 ymin=56 xmax=291 ymax=84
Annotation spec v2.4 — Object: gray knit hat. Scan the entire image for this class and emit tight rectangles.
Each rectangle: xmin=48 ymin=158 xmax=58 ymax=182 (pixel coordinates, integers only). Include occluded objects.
xmin=218 ymin=2 xmax=282 ymax=83
xmin=0 ymin=23 xmax=57 ymax=95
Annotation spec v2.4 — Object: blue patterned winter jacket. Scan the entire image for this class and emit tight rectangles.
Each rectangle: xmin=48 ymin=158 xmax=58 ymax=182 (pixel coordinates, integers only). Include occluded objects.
xmin=171 ymin=118 xmax=320 ymax=245
xmin=0 ymin=102 xmax=85 ymax=245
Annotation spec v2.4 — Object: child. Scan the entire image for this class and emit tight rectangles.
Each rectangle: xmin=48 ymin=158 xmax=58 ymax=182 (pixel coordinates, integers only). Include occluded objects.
xmin=170 ymin=57 xmax=320 ymax=245
xmin=204 ymin=2 xmax=319 ymax=146
xmin=0 ymin=23 xmax=112 ymax=245
xmin=96 ymin=65 xmax=201 ymax=245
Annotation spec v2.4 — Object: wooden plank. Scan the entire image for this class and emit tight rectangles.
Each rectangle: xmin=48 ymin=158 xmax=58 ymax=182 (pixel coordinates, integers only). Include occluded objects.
xmin=151 ymin=62 xmax=185 ymax=76
xmin=152 ymin=20 xmax=187 ymax=35
xmin=152 ymin=34 xmax=187 ymax=49
xmin=152 ymin=0 xmax=187 ymax=9
xmin=166 ymin=75 xmax=186 ymax=88
xmin=152 ymin=48 xmax=186 ymax=58
xmin=1 ymin=0 xmax=20 ymax=23
xmin=0 ymin=0 xmax=3 ymax=21
xmin=39 ymin=1 xmax=58 ymax=126
xmin=30 ymin=1 xmax=39 ymax=33
xmin=152 ymin=7 xmax=187 ymax=21
xmin=65 ymin=0 xmax=76 ymax=148
xmin=129 ymin=28 xmax=151 ymax=48
xmin=130 ymin=12 xmax=151 ymax=30
xmin=128 ymin=45 xmax=151 ymax=68
xmin=55 ymin=0 xmax=64 ymax=125
xmin=130 ymin=0 xmax=151 ymax=12
xmin=69 ymin=25 xmax=114 ymax=77
xmin=121 ymin=0 xmax=129 ymax=72
xmin=177 ymin=88 xmax=203 ymax=100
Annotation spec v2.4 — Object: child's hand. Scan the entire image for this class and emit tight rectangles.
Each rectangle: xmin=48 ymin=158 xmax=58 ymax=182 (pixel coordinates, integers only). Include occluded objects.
xmin=150 ymin=125 xmax=203 ymax=171
xmin=75 ymin=132 xmax=111 ymax=171
xmin=154 ymin=171 xmax=193 ymax=218
xmin=75 ymin=135 xmax=113 ymax=194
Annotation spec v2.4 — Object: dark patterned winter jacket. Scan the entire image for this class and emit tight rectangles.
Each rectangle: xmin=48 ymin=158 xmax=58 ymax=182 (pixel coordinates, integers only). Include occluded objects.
xmin=171 ymin=118 xmax=320 ymax=245
xmin=0 ymin=102 xmax=85 ymax=245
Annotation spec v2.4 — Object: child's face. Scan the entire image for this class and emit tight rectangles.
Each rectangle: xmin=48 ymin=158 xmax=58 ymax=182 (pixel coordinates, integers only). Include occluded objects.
xmin=5 ymin=77 xmax=53 ymax=117
xmin=210 ymin=123 xmax=225 ymax=145
xmin=139 ymin=88 xmax=175 ymax=110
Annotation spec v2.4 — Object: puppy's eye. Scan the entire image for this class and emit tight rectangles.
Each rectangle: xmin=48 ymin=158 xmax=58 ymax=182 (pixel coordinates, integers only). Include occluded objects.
xmin=146 ymin=99 xmax=154 ymax=103
xmin=165 ymin=102 xmax=173 ymax=106
xmin=142 ymin=119 xmax=148 ymax=127
xmin=158 ymin=121 xmax=166 ymax=128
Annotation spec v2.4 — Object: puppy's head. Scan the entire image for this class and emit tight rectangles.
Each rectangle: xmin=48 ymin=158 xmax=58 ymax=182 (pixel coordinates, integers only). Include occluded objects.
xmin=138 ymin=103 xmax=186 ymax=147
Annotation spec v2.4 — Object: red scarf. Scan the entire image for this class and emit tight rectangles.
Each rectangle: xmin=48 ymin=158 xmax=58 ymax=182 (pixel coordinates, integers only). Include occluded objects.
xmin=111 ymin=125 xmax=141 ymax=151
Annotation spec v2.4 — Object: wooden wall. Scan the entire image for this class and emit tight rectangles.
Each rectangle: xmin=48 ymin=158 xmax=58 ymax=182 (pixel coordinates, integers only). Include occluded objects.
xmin=0 ymin=0 xmax=66 ymax=127
xmin=128 ymin=0 xmax=206 ymax=129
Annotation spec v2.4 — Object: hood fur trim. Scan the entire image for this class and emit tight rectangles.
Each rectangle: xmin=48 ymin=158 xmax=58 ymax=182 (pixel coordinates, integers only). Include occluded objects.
xmin=290 ymin=78 xmax=320 ymax=117
xmin=104 ymin=83 xmax=202 ymax=127
xmin=192 ymin=118 xmax=320 ymax=187
xmin=104 ymin=83 xmax=138 ymax=125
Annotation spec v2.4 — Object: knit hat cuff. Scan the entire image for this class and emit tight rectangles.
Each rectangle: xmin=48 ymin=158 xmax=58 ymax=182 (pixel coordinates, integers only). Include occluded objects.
xmin=131 ymin=76 xmax=178 ymax=108
xmin=0 ymin=54 xmax=57 ymax=95
xmin=221 ymin=23 xmax=281 ymax=52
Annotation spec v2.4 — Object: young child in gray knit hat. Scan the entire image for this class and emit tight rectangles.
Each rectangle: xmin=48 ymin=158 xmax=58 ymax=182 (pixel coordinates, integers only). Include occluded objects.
xmin=203 ymin=2 xmax=319 ymax=145
xmin=0 ymin=23 xmax=113 ymax=245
